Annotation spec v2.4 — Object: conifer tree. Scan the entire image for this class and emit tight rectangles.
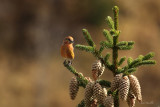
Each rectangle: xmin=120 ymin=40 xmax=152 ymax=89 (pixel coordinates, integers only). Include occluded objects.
xmin=63 ymin=6 xmax=156 ymax=107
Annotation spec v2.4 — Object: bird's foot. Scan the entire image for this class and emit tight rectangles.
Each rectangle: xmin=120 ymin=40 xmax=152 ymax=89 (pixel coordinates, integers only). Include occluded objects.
xmin=63 ymin=60 xmax=72 ymax=66
xmin=63 ymin=60 xmax=67 ymax=65
xmin=68 ymin=60 xmax=72 ymax=65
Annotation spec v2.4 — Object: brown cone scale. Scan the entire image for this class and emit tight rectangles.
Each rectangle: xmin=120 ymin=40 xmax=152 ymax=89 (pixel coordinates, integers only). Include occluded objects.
xmin=93 ymin=83 xmax=105 ymax=104
xmin=69 ymin=77 xmax=79 ymax=100
xmin=128 ymin=75 xmax=142 ymax=102
xmin=92 ymin=60 xmax=105 ymax=81
xmin=84 ymin=82 xmax=94 ymax=107
xmin=119 ymin=76 xmax=130 ymax=101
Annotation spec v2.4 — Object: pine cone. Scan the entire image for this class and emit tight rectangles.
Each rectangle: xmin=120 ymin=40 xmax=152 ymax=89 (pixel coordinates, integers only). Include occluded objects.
xmin=128 ymin=75 xmax=142 ymax=102
xmin=110 ymin=73 xmax=123 ymax=92
xmin=69 ymin=77 xmax=79 ymax=100
xmin=93 ymin=82 xmax=105 ymax=104
xmin=119 ymin=76 xmax=130 ymax=101
xmin=98 ymin=66 xmax=105 ymax=77
xmin=92 ymin=60 xmax=102 ymax=70
xmin=127 ymin=91 xmax=136 ymax=107
xmin=84 ymin=82 xmax=94 ymax=107
xmin=92 ymin=60 xmax=105 ymax=81
xmin=103 ymin=95 xmax=114 ymax=107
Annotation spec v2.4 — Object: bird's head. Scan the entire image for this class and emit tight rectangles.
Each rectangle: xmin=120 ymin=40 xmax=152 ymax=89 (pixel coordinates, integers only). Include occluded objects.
xmin=63 ymin=36 xmax=74 ymax=44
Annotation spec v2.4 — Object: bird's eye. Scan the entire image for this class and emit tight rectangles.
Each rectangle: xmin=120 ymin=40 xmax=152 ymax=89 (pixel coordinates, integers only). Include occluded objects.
xmin=65 ymin=38 xmax=73 ymax=43
xmin=67 ymin=38 xmax=73 ymax=42
xmin=68 ymin=39 xmax=71 ymax=41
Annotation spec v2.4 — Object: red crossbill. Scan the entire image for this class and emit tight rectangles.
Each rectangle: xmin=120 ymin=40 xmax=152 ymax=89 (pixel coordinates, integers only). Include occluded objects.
xmin=61 ymin=36 xmax=74 ymax=64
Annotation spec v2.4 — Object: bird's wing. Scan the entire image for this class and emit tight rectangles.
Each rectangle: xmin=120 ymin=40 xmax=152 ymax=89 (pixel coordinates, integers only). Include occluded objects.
xmin=61 ymin=45 xmax=66 ymax=58
xmin=66 ymin=46 xmax=74 ymax=59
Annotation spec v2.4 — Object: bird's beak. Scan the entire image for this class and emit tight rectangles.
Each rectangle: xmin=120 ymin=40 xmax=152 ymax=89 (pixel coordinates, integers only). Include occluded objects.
xmin=70 ymin=40 xmax=74 ymax=43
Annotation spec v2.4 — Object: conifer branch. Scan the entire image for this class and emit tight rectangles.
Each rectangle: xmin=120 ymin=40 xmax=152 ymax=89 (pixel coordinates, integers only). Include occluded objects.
xmin=106 ymin=16 xmax=114 ymax=29
xmin=118 ymin=56 xmax=126 ymax=66
xmin=75 ymin=44 xmax=94 ymax=53
xmin=113 ymin=91 xmax=119 ymax=107
xmin=113 ymin=6 xmax=119 ymax=30
xmin=112 ymin=6 xmax=119 ymax=74
xmin=102 ymin=55 xmax=113 ymax=71
xmin=117 ymin=41 xmax=134 ymax=46
xmin=133 ymin=60 xmax=156 ymax=67
xmin=116 ymin=41 xmax=128 ymax=46
xmin=63 ymin=61 xmax=88 ymax=88
xmin=82 ymin=29 xmax=96 ymax=47
xmin=129 ymin=57 xmax=142 ymax=67
xmin=104 ymin=53 xmax=111 ymax=62
xmin=142 ymin=52 xmax=155 ymax=60
xmin=98 ymin=80 xmax=111 ymax=87
xmin=103 ymin=29 xmax=113 ymax=44
xmin=104 ymin=53 xmax=112 ymax=69
xmin=127 ymin=57 xmax=133 ymax=65
xmin=96 ymin=52 xmax=113 ymax=71
xmin=118 ymin=45 xmax=134 ymax=50
xmin=77 ymin=100 xmax=85 ymax=107
xmin=110 ymin=29 xmax=120 ymax=37
xmin=128 ymin=41 xmax=135 ymax=45
xmin=98 ymin=46 xmax=105 ymax=55
xmin=124 ymin=68 xmax=137 ymax=75
xmin=100 ymin=41 xmax=113 ymax=49
xmin=111 ymin=6 xmax=121 ymax=106
xmin=121 ymin=52 xmax=156 ymax=74
xmin=117 ymin=41 xmax=134 ymax=50
xmin=76 ymin=41 xmax=113 ymax=72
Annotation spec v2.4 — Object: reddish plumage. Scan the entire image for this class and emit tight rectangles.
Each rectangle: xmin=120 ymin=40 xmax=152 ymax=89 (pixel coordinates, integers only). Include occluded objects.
xmin=61 ymin=36 xmax=74 ymax=59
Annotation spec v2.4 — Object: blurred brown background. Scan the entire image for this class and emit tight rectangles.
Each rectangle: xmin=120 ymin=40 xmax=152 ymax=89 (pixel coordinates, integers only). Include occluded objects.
xmin=0 ymin=0 xmax=159 ymax=107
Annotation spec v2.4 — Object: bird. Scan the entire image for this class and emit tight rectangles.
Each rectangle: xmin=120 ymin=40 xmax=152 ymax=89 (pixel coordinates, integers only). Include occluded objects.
xmin=61 ymin=36 xmax=74 ymax=64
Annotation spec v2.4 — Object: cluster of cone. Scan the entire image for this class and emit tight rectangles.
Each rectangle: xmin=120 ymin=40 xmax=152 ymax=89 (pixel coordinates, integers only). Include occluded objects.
xmin=84 ymin=60 xmax=114 ymax=107
xmin=69 ymin=60 xmax=142 ymax=107
xmin=69 ymin=76 xmax=92 ymax=100
xmin=111 ymin=73 xmax=142 ymax=107
xmin=84 ymin=82 xmax=114 ymax=107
